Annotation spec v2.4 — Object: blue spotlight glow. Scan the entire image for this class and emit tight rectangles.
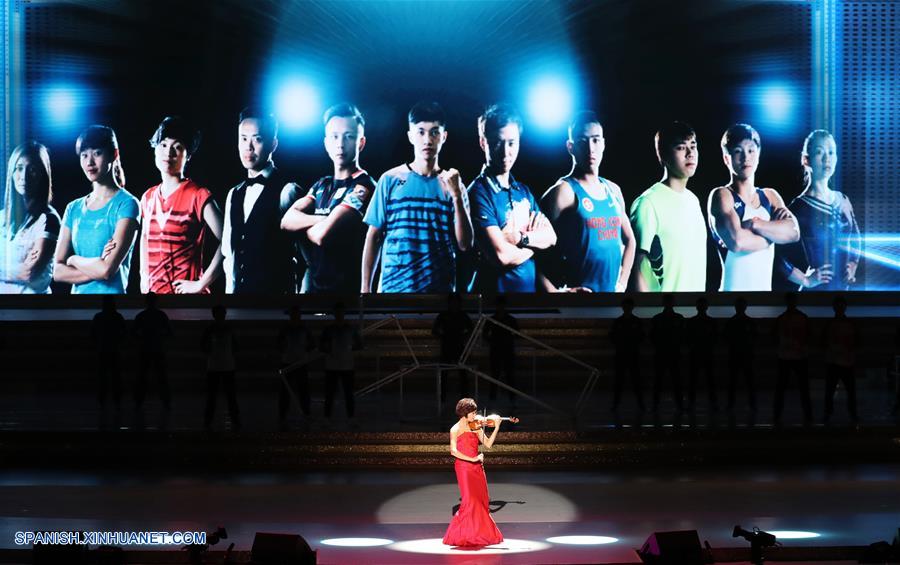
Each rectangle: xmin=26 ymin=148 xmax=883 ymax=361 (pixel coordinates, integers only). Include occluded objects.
xmin=547 ymin=535 xmax=618 ymax=545
xmin=769 ymin=531 xmax=821 ymax=540
xmin=275 ymin=79 xmax=321 ymax=131
xmin=46 ymin=89 xmax=77 ymax=124
xmin=42 ymin=85 xmax=82 ymax=129
xmin=321 ymin=537 xmax=393 ymax=547
xmin=761 ymin=85 xmax=793 ymax=123
xmin=527 ymin=77 xmax=574 ymax=131
xmin=742 ymin=81 xmax=801 ymax=139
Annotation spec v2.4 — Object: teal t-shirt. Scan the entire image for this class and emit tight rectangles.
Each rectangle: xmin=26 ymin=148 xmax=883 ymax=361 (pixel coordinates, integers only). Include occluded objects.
xmin=629 ymin=182 xmax=707 ymax=292
xmin=63 ymin=189 xmax=140 ymax=294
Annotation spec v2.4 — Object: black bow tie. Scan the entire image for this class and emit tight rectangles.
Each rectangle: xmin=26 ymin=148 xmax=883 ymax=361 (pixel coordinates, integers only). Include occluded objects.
xmin=243 ymin=176 xmax=269 ymax=190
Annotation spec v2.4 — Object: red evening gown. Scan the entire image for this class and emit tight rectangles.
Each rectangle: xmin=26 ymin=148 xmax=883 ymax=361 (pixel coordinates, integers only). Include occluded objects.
xmin=442 ymin=431 xmax=504 ymax=547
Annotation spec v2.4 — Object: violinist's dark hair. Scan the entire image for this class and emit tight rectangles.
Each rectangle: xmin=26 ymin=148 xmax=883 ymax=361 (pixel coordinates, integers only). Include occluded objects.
xmin=455 ymin=397 xmax=477 ymax=418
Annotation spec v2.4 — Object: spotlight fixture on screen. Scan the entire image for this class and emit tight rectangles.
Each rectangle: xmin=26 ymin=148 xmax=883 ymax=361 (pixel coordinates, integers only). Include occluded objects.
xmin=733 ymin=525 xmax=777 ymax=565
xmin=45 ymin=88 xmax=77 ymax=124
xmin=41 ymin=84 xmax=90 ymax=132
xmin=275 ymin=79 xmax=321 ymax=131
xmin=761 ymin=85 xmax=793 ymax=123
xmin=527 ymin=76 xmax=574 ymax=131
xmin=742 ymin=81 xmax=800 ymax=139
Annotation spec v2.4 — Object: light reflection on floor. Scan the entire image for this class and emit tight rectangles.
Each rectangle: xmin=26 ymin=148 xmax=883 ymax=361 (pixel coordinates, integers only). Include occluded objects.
xmin=1 ymin=466 xmax=898 ymax=563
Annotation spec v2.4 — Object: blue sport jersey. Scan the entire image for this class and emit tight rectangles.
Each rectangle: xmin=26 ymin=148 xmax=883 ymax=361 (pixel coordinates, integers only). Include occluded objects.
xmin=363 ymin=164 xmax=466 ymax=293
xmin=467 ymin=170 xmax=538 ymax=293
xmin=552 ymin=176 xmax=623 ymax=292
xmin=62 ymin=188 xmax=140 ymax=294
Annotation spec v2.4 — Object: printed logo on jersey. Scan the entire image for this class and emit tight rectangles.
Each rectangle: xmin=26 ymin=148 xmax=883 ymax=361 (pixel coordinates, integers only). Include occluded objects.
xmin=584 ymin=215 xmax=622 ymax=241
xmin=581 ymin=197 xmax=594 ymax=213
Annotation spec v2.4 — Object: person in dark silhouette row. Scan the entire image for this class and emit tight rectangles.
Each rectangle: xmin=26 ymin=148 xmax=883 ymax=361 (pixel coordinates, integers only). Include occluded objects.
xmin=278 ymin=305 xmax=315 ymax=430
xmin=774 ymin=292 xmax=812 ymax=425
xmin=650 ymin=294 xmax=685 ymax=412
xmin=823 ymin=296 xmax=858 ymax=424
xmin=609 ymin=296 xmax=645 ymax=412
xmin=432 ymin=292 xmax=473 ymax=400
xmin=686 ymin=296 xmax=718 ymax=412
xmin=483 ymin=295 xmax=518 ymax=406
xmin=133 ymin=292 xmax=173 ymax=417
xmin=724 ymin=297 xmax=758 ymax=413
xmin=202 ymin=305 xmax=240 ymax=432
xmin=92 ymin=295 xmax=126 ymax=425
xmin=320 ymin=302 xmax=362 ymax=422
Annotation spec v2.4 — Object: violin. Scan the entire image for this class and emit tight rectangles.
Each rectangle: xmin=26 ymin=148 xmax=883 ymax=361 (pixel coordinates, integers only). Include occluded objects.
xmin=468 ymin=414 xmax=519 ymax=431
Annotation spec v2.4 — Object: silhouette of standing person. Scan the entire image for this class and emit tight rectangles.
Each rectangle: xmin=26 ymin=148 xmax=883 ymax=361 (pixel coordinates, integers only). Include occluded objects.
xmin=823 ymin=296 xmax=858 ymax=424
xmin=432 ymin=292 xmax=473 ymax=400
xmin=133 ymin=292 xmax=172 ymax=420
xmin=774 ymin=292 xmax=812 ymax=425
xmin=483 ymin=295 xmax=518 ymax=407
xmin=725 ymin=297 xmax=758 ymax=413
xmin=92 ymin=295 xmax=126 ymax=427
xmin=609 ymin=297 xmax=645 ymax=412
xmin=650 ymin=294 xmax=685 ymax=412
xmin=202 ymin=305 xmax=240 ymax=432
xmin=278 ymin=305 xmax=314 ymax=430
xmin=203 ymin=304 xmax=241 ymax=432
xmin=687 ymin=296 xmax=718 ymax=412
xmin=320 ymin=302 xmax=362 ymax=423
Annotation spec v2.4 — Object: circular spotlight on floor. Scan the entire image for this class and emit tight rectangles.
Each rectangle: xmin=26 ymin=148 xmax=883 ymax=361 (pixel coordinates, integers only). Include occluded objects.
xmin=321 ymin=537 xmax=393 ymax=547
xmin=390 ymin=538 xmax=549 ymax=555
xmin=547 ymin=535 xmax=618 ymax=545
xmin=769 ymin=531 xmax=820 ymax=540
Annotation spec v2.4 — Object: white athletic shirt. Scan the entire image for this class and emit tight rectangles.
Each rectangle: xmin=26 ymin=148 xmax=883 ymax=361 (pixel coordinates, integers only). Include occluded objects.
xmin=719 ymin=189 xmax=774 ymax=292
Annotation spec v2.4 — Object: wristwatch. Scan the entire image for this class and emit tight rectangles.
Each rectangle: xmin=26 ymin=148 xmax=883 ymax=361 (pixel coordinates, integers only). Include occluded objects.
xmin=517 ymin=233 xmax=530 ymax=248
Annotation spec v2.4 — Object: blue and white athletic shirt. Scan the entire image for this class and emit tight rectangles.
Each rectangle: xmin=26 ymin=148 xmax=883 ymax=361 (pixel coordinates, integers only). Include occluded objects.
xmin=363 ymin=164 xmax=466 ymax=293
xmin=711 ymin=187 xmax=774 ymax=292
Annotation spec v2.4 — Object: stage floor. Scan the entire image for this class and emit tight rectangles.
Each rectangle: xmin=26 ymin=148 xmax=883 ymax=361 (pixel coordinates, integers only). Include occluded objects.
xmin=2 ymin=465 xmax=899 ymax=564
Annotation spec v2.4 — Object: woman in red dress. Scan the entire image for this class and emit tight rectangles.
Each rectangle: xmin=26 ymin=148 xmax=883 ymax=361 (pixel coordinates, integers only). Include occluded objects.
xmin=443 ymin=397 xmax=504 ymax=547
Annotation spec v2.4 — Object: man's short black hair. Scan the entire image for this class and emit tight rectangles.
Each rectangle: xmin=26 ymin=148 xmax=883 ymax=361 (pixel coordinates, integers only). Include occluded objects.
xmin=721 ymin=123 xmax=761 ymax=153
xmin=478 ymin=103 xmax=523 ymax=142
xmin=239 ymin=106 xmax=279 ymax=140
xmin=149 ymin=116 xmax=202 ymax=156
xmin=568 ymin=111 xmax=602 ymax=142
xmin=408 ymin=101 xmax=446 ymax=127
xmin=323 ymin=103 xmax=365 ymax=129
xmin=654 ymin=121 xmax=696 ymax=165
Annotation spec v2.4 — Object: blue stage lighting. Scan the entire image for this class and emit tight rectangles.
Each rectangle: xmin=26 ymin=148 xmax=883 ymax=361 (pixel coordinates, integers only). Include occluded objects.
xmin=527 ymin=77 xmax=574 ymax=131
xmin=768 ymin=531 xmax=821 ymax=540
xmin=742 ymin=81 xmax=801 ymax=139
xmin=275 ymin=79 xmax=321 ymax=131
xmin=761 ymin=85 xmax=793 ymax=124
xmin=42 ymin=85 xmax=80 ymax=129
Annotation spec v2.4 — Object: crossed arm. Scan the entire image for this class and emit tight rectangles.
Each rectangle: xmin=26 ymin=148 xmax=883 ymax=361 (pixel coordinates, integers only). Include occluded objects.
xmin=53 ymin=218 xmax=138 ymax=284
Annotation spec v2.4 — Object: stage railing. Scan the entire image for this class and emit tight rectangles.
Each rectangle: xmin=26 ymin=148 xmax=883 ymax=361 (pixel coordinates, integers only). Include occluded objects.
xmin=275 ymin=296 xmax=604 ymax=424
